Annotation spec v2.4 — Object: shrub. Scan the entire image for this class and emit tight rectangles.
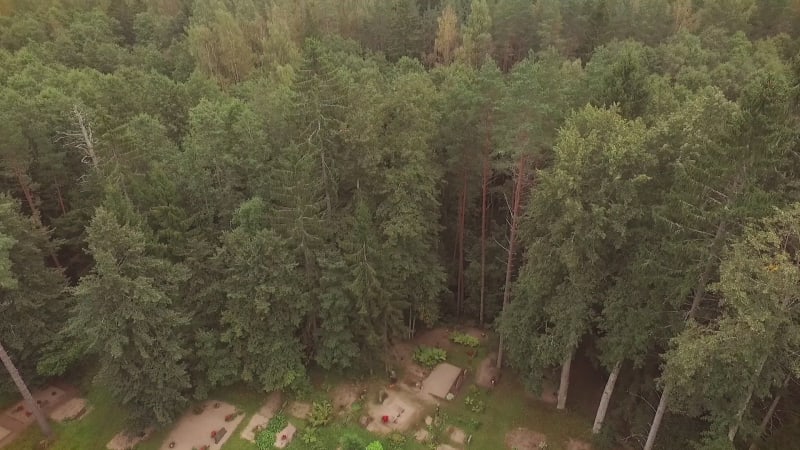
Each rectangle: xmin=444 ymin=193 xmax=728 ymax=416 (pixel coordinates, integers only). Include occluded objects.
xmin=413 ymin=346 xmax=447 ymax=368
xmin=308 ymin=400 xmax=333 ymax=428
xmin=340 ymin=433 xmax=367 ymax=450
xmin=464 ymin=393 xmax=485 ymax=413
xmin=299 ymin=428 xmax=324 ymax=450
xmin=255 ymin=413 xmax=288 ymax=450
xmin=366 ymin=441 xmax=384 ymax=450
xmin=449 ymin=331 xmax=480 ymax=348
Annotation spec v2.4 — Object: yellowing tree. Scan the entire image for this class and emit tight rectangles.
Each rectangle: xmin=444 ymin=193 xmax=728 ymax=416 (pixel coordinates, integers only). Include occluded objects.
xmin=432 ymin=3 xmax=460 ymax=66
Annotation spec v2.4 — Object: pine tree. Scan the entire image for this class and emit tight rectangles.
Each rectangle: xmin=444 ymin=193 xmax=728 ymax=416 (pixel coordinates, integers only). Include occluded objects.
xmin=0 ymin=194 xmax=65 ymax=390
xmin=66 ymin=205 xmax=191 ymax=428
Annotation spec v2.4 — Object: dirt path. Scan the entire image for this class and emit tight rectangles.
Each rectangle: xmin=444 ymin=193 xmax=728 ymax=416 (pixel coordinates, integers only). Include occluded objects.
xmin=475 ymin=353 xmax=498 ymax=388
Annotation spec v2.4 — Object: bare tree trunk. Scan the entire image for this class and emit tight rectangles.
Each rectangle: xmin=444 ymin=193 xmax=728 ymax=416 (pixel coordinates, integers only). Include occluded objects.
xmin=557 ymin=348 xmax=575 ymax=410
xmin=496 ymin=155 xmax=528 ymax=370
xmin=749 ymin=376 xmax=790 ymax=450
xmin=729 ymin=353 xmax=769 ymax=442
xmin=55 ymin=183 xmax=67 ymax=216
xmin=593 ymin=361 xmax=622 ymax=433
xmin=0 ymin=341 xmax=53 ymax=438
xmin=647 ymin=169 xmax=745 ymax=449
xmin=456 ymin=169 xmax=467 ymax=317
xmin=72 ymin=105 xmax=99 ymax=170
xmin=644 ymin=384 xmax=671 ymax=450
xmin=12 ymin=167 xmax=62 ymax=269
xmin=480 ymin=125 xmax=491 ymax=327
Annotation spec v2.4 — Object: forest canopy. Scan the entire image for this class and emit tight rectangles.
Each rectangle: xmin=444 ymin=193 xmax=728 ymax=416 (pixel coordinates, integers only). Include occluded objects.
xmin=2 ymin=0 xmax=800 ymax=449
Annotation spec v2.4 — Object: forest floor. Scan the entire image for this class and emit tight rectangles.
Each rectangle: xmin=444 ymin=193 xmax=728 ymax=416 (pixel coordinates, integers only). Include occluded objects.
xmin=0 ymin=326 xmax=603 ymax=450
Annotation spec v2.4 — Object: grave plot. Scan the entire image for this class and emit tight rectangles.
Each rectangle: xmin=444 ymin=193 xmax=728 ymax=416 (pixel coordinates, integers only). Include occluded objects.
xmin=4 ymin=386 xmax=65 ymax=425
xmin=106 ymin=428 xmax=154 ymax=450
xmin=365 ymin=390 xmax=422 ymax=434
xmin=421 ymin=363 xmax=464 ymax=400
xmin=286 ymin=401 xmax=310 ymax=420
xmin=159 ymin=401 xmax=244 ymax=450
xmin=273 ymin=423 xmax=296 ymax=449
xmin=241 ymin=390 xmax=286 ymax=441
xmin=49 ymin=397 xmax=91 ymax=423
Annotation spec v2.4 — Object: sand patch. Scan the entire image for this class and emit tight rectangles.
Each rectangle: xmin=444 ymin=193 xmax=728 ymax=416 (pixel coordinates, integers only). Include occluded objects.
xmin=332 ymin=383 xmax=362 ymax=413
xmin=287 ymin=401 xmax=310 ymax=420
xmin=414 ymin=428 xmax=430 ymax=442
xmin=49 ymin=398 xmax=90 ymax=422
xmin=240 ymin=414 xmax=270 ymax=443
xmin=476 ymin=353 xmax=499 ymax=388
xmin=436 ymin=445 xmax=459 ymax=450
xmin=262 ymin=392 xmax=283 ymax=416
xmin=0 ymin=425 xmax=10 ymax=441
xmin=566 ymin=438 xmax=593 ymax=450
xmin=505 ymin=427 xmax=547 ymax=450
xmin=240 ymin=392 xmax=284 ymax=442
xmin=106 ymin=428 xmax=153 ymax=450
xmin=5 ymin=386 xmax=65 ymax=425
xmin=366 ymin=390 xmax=423 ymax=434
xmin=449 ymin=426 xmax=466 ymax=444
xmin=274 ymin=423 xmax=296 ymax=449
xmin=159 ymin=400 xmax=244 ymax=450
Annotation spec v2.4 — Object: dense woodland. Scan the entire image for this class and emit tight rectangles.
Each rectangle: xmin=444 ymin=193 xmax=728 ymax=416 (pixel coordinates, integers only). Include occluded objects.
xmin=3 ymin=0 xmax=800 ymax=448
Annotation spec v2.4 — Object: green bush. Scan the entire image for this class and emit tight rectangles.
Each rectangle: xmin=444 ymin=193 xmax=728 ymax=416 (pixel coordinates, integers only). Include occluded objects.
xmin=255 ymin=413 xmax=288 ymax=450
xmin=340 ymin=432 xmax=367 ymax=450
xmin=413 ymin=346 xmax=447 ymax=368
xmin=299 ymin=428 xmax=324 ymax=450
xmin=449 ymin=331 xmax=480 ymax=348
xmin=308 ymin=399 xmax=333 ymax=427
xmin=366 ymin=441 xmax=384 ymax=450
xmin=464 ymin=385 xmax=486 ymax=413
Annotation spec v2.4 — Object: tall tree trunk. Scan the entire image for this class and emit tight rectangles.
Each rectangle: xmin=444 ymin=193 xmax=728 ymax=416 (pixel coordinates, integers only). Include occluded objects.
xmin=456 ymin=169 xmax=467 ymax=317
xmin=12 ymin=167 xmax=62 ymax=269
xmin=557 ymin=348 xmax=575 ymax=410
xmin=644 ymin=384 xmax=671 ymax=450
xmin=593 ymin=361 xmax=622 ymax=433
xmin=55 ymin=183 xmax=67 ymax=216
xmin=496 ymin=155 xmax=528 ymax=370
xmin=0 ymin=341 xmax=53 ymax=438
xmin=749 ymin=375 xmax=790 ymax=450
xmin=729 ymin=353 xmax=769 ymax=442
xmin=479 ymin=118 xmax=491 ymax=327
xmin=688 ymin=219 xmax=727 ymax=318
xmin=647 ymin=168 xmax=746 ymax=449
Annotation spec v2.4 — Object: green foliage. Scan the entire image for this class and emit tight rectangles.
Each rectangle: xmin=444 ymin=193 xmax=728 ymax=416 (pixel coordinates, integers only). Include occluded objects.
xmin=308 ymin=400 xmax=333 ymax=428
xmin=464 ymin=385 xmax=486 ymax=413
xmin=449 ymin=332 xmax=480 ymax=347
xmin=413 ymin=346 xmax=448 ymax=368
xmin=339 ymin=432 xmax=368 ymax=450
xmin=3 ymin=1 xmax=800 ymax=447
xmin=366 ymin=441 xmax=384 ymax=450
xmin=255 ymin=413 xmax=289 ymax=450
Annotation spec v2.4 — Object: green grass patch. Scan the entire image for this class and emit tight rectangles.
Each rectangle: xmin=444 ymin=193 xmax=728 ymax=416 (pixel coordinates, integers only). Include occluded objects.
xmin=441 ymin=377 xmax=593 ymax=450
xmin=4 ymin=387 xmax=129 ymax=450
